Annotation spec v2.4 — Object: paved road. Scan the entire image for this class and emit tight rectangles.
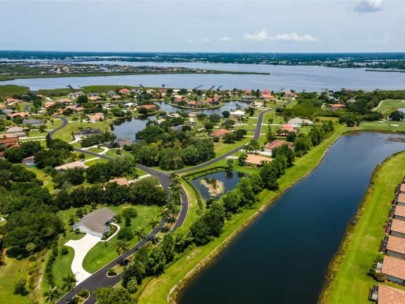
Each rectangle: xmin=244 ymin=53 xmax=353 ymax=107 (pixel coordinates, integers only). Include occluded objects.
xmin=176 ymin=108 xmax=272 ymax=174
xmin=50 ymin=117 xmax=188 ymax=304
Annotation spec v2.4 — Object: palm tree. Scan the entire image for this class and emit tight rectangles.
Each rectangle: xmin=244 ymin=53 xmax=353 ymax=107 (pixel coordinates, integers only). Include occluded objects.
xmin=115 ymin=240 xmax=129 ymax=256
xmin=148 ymin=218 xmax=160 ymax=230
xmin=44 ymin=286 xmax=61 ymax=303
xmin=62 ymin=274 xmax=76 ymax=291
xmin=134 ymin=227 xmax=147 ymax=242
xmin=150 ymin=235 xmax=161 ymax=245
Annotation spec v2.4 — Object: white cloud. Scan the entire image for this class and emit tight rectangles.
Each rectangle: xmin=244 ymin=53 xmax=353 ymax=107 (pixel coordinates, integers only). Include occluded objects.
xmin=272 ymin=33 xmax=316 ymax=42
xmin=244 ymin=28 xmax=270 ymax=42
xmin=187 ymin=37 xmax=211 ymax=43
xmin=202 ymin=37 xmax=211 ymax=43
xmin=354 ymin=0 xmax=383 ymax=13
xmin=220 ymin=36 xmax=232 ymax=42
xmin=244 ymin=28 xmax=316 ymax=43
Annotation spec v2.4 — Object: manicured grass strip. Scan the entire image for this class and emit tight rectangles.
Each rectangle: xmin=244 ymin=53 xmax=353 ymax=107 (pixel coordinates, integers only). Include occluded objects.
xmin=137 ymin=125 xmax=344 ymax=304
xmin=320 ymin=152 xmax=405 ymax=304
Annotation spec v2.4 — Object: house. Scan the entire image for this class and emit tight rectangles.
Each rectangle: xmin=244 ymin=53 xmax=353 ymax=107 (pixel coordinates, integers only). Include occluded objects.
xmin=0 ymin=137 xmax=19 ymax=158
xmin=44 ymin=101 xmax=55 ymax=108
xmin=381 ymin=256 xmax=405 ymax=284
xmin=65 ymin=105 xmax=85 ymax=112
xmin=88 ymin=95 xmax=102 ymax=102
xmin=7 ymin=126 xmax=24 ymax=134
xmin=88 ymin=112 xmax=104 ymax=123
xmin=390 ymin=219 xmax=405 ymax=238
xmin=386 ymin=236 xmax=405 ymax=259
xmin=56 ymin=98 xmax=73 ymax=104
xmin=210 ymin=129 xmax=231 ymax=138
xmin=139 ymin=104 xmax=157 ymax=111
xmin=264 ymin=140 xmax=293 ymax=155
xmin=260 ymin=93 xmax=275 ymax=101
xmin=72 ymin=207 xmax=115 ymax=238
xmin=5 ymin=97 xmax=21 ymax=104
xmin=7 ymin=112 xmax=29 ymax=118
xmin=22 ymin=119 xmax=44 ymax=126
xmin=284 ymin=90 xmax=297 ymax=99
xmin=280 ymin=124 xmax=297 ymax=135
xmin=109 ymin=177 xmax=129 ymax=187
xmin=397 ymin=193 xmax=405 ymax=207
xmin=68 ymin=91 xmax=85 ymax=99
xmin=329 ymin=104 xmax=345 ymax=110
xmin=399 ymin=183 xmax=405 ymax=194
xmin=119 ymin=88 xmax=131 ymax=95
xmin=55 ymin=161 xmax=89 ymax=172
xmin=288 ymin=118 xmax=313 ymax=128
xmin=245 ymin=154 xmax=272 ymax=166
xmin=230 ymin=110 xmax=245 ymax=116
xmin=370 ymin=284 xmax=405 ymax=304
xmin=117 ymin=138 xmax=133 ymax=148
xmin=394 ymin=205 xmax=405 ymax=220
xmin=75 ymin=128 xmax=102 ymax=139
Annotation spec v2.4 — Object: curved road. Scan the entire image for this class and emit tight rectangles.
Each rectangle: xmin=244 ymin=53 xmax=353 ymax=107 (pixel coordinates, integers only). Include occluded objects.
xmin=53 ymin=104 xmax=279 ymax=303
xmin=50 ymin=117 xmax=188 ymax=304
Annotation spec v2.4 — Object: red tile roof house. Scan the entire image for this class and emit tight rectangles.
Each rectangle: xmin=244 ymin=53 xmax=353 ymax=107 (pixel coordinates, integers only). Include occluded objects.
xmin=88 ymin=112 xmax=105 ymax=123
xmin=56 ymin=98 xmax=73 ymax=104
xmin=210 ymin=129 xmax=231 ymax=138
xmin=278 ymin=124 xmax=298 ymax=136
xmin=397 ymin=193 xmax=405 ymax=207
xmin=394 ymin=205 xmax=405 ymax=221
xmin=119 ymin=88 xmax=131 ymax=95
xmin=399 ymin=183 xmax=405 ymax=194
xmin=329 ymin=103 xmax=346 ymax=110
xmin=380 ymin=256 xmax=405 ymax=285
xmin=0 ymin=137 xmax=19 ymax=158
xmin=245 ymin=154 xmax=272 ymax=167
xmin=386 ymin=235 xmax=405 ymax=259
xmin=7 ymin=112 xmax=30 ymax=118
xmin=389 ymin=219 xmax=405 ymax=239
xmin=109 ymin=177 xmax=130 ymax=187
xmin=260 ymin=93 xmax=276 ymax=101
xmin=139 ymin=104 xmax=157 ymax=111
xmin=371 ymin=284 xmax=405 ymax=303
xmin=264 ymin=140 xmax=293 ymax=156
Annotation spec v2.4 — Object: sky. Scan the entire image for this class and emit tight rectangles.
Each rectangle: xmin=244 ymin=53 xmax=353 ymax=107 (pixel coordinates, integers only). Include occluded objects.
xmin=0 ymin=0 xmax=404 ymax=52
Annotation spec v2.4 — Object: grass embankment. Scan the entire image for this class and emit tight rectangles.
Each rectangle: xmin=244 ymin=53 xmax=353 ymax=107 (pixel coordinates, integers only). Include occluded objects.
xmin=0 ymin=85 xmax=29 ymax=98
xmin=82 ymin=204 xmax=161 ymax=273
xmin=320 ymin=152 xmax=405 ymax=304
xmin=374 ymin=99 xmax=405 ymax=116
xmin=138 ymin=125 xmax=345 ymax=304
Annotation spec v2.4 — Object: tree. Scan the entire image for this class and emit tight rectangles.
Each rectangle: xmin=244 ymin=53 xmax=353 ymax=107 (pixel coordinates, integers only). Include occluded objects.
xmin=134 ymin=227 xmax=147 ymax=242
xmin=246 ymin=139 xmax=260 ymax=152
xmin=237 ymin=177 xmax=256 ymax=207
xmin=117 ymin=228 xmax=134 ymax=241
xmin=14 ymin=278 xmax=28 ymax=295
xmin=62 ymin=274 xmax=76 ymax=291
xmin=222 ymin=111 xmax=230 ymax=118
xmin=389 ymin=110 xmax=405 ymax=121
xmin=226 ymin=159 xmax=233 ymax=173
xmin=44 ymin=286 xmax=61 ymax=303
xmin=294 ymin=133 xmax=312 ymax=156
xmin=238 ymin=152 xmax=247 ymax=166
xmin=95 ymin=287 xmax=132 ymax=304
xmin=161 ymin=234 xmax=175 ymax=262
xmin=76 ymin=95 xmax=88 ymax=104
xmin=126 ymin=278 xmax=138 ymax=294
xmin=222 ymin=190 xmax=241 ymax=213
xmin=116 ymin=240 xmax=129 ymax=256
xmin=266 ymin=129 xmax=276 ymax=142
xmin=260 ymin=163 xmax=279 ymax=191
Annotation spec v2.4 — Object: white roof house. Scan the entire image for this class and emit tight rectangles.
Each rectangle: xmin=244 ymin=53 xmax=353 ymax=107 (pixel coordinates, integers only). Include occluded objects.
xmin=288 ymin=118 xmax=313 ymax=128
xmin=72 ymin=208 xmax=116 ymax=238
xmin=230 ymin=110 xmax=245 ymax=116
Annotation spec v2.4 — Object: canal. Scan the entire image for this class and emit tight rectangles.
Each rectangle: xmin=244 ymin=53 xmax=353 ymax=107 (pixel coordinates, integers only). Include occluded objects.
xmin=178 ymin=132 xmax=405 ymax=304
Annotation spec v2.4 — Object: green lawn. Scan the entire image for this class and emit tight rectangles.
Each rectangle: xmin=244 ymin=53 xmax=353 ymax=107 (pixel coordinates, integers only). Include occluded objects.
xmin=0 ymin=85 xmax=29 ymax=98
xmin=138 ymin=125 xmax=345 ymax=304
xmin=53 ymin=119 xmax=111 ymax=142
xmin=51 ymin=245 xmax=74 ymax=292
xmin=82 ymin=204 xmax=161 ymax=273
xmin=359 ymin=120 xmax=405 ymax=133
xmin=374 ymin=99 xmax=405 ymax=116
xmin=27 ymin=167 xmax=54 ymax=192
xmin=321 ymin=152 xmax=405 ymax=304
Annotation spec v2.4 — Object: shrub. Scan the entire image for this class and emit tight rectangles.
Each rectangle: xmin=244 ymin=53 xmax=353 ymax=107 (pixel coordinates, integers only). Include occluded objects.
xmin=61 ymin=247 xmax=69 ymax=255
xmin=14 ymin=278 xmax=28 ymax=295
xmin=127 ymin=278 xmax=138 ymax=294
xmin=117 ymin=227 xmax=134 ymax=241
xmin=78 ymin=289 xmax=89 ymax=298
xmin=107 ymin=269 xmax=117 ymax=276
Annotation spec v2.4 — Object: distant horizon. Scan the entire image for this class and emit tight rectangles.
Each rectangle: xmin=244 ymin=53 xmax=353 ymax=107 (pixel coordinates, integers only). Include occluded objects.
xmin=1 ymin=50 xmax=405 ymax=55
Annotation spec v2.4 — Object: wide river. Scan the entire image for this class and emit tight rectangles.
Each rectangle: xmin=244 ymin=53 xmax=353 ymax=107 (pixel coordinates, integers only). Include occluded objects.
xmin=3 ymin=61 xmax=405 ymax=91
xmin=178 ymin=132 xmax=405 ymax=304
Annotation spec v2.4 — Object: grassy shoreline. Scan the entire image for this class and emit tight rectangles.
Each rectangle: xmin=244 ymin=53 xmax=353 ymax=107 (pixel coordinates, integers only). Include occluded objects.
xmin=319 ymin=151 xmax=405 ymax=304
xmin=137 ymin=125 xmax=345 ymax=304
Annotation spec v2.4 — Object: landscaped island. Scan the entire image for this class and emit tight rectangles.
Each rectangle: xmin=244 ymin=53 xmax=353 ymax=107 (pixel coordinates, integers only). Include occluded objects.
xmin=0 ymin=83 xmax=404 ymax=304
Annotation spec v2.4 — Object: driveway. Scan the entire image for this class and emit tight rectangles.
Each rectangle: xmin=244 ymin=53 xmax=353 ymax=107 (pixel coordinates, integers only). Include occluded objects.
xmin=65 ymin=234 xmax=101 ymax=285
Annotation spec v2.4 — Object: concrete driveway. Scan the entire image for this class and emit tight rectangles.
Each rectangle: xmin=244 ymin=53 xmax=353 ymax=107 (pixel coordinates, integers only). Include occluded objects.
xmin=65 ymin=234 xmax=101 ymax=285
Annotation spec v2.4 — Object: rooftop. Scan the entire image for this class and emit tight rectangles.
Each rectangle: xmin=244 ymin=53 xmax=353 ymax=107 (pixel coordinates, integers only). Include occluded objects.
xmin=391 ymin=219 xmax=405 ymax=235
xmin=400 ymin=184 xmax=405 ymax=192
xmin=381 ymin=256 xmax=405 ymax=280
xmin=245 ymin=154 xmax=272 ymax=166
xmin=378 ymin=284 xmax=405 ymax=304
xmin=387 ymin=235 xmax=405 ymax=254
xmin=211 ymin=128 xmax=231 ymax=137
xmin=75 ymin=208 xmax=115 ymax=235
xmin=55 ymin=161 xmax=89 ymax=171
xmin=109 ymin=177 xmax=129 ymax=186
xmin=265 ymin=140 xmax=293 ymax=151
xmin=398 ymin=193 xmax=405 ymax=204
xmin=395 ymin=205 xmax=405 ymax=217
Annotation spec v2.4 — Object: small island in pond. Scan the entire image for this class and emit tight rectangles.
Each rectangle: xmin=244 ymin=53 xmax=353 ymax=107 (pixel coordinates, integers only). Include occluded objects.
xmin=200 ymin=178 xmax=225 ymax=197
